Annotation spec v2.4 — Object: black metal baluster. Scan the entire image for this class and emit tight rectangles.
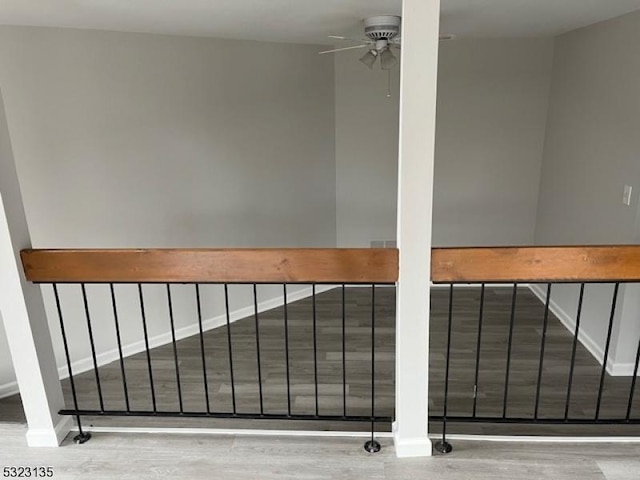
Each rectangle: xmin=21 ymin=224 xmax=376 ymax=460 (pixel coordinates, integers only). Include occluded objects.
xmin=435 ymin=284 xmax=454 ymax=454
xmin=364 ymin=284 xmax=381 ymax=453
xmin=342 ymin=284 xmax=347 ymax=418
xmin=564 ymin=283 xmax=585 ymax=420
xmin=166 ymin=284 xmax=183 ymax=413
xmin=253 ymin=284 xmax=264 ymax=415
xmin=595 ymin=283 xmax=619 ymax=420
xmin=138 ymin=284 xmax=157 ymax=413
xmin=53 ymin=284 xmax=90 ymax=444
xmin=472 ymin=284 xmax=485 ymax=418
xmin=81 ymin=284 xmax=104 ymax=413
xmin=224 ymin=284 xmax=237 ymax=414
xmin=534 ymin=283 xmax=552 ymax=419
xmin=502 ymin=283 xmax=518 ymax=419
xmin=195 ymin=284 xmax=211 ymax=413
xmin=312 ymin=283 xmax=319 ymax=417
xmin=109 ymin=284 xmax=129 ymax=412
xmin=283 ymin=284 xmax=292 ymax=416
xmin=626 ymin=336 xmax=640 ymax=421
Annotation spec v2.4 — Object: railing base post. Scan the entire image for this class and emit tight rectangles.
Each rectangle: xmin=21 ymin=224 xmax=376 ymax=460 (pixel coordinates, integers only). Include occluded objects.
xmin=74 ymin=432 xmax=92 ymax=445
xmin=392 ymin=422 xmax=432 ymax=458
xmin=24 ymin=416 xmax=74 ymax=448
xmin=434 ymin=440 xmax=453 ymax=454
xmin=364 ymin=439 xmax=381 ymax=453
xmin=73 ymin=416 xmax=91 ymax=444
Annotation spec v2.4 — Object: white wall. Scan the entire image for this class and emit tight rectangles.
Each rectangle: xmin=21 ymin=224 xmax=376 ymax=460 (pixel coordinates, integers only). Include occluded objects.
xmin=433 ymin=38 xmax=554 ymax=246
xmin=0 ymin=26 xmax=337 ymax=394
xmin=335 ymin=38 xmax=555 ymax=248
xmin=535 ymin=10 xmax=640 ymax=373
xmin=334 ymin=49 xmax=400 ymax=247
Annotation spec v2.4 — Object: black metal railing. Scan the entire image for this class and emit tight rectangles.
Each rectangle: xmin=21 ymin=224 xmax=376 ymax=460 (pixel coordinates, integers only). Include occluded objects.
xmin=49 ymin=281 xmax=393 ymax=451
xmin=25 ymin=246 xmax=640 ymax=454
xmin=430 ymin=281 xmax=640 ymax=454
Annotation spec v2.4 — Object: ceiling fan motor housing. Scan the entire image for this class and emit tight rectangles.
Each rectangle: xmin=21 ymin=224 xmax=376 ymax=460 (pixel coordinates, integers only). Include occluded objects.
xmin=363 ymin=15 xmax=401 ymax=41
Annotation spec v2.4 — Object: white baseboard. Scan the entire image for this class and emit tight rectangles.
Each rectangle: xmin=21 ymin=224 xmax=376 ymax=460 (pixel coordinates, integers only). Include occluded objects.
xmin=25 ymin=415 xmax=73 ymax=447
xmin=0 ymin=380 xmax=18 ymax=399
xmin=440 ymin=434 xmax=640 ymax=443
xmin=341 ymin=284 xmax=395 ymax=288
xmin=608 ymin=362 xmax=638 ymax=376
xmin=0 ymin=285 xmax=335 ymax=400
xmin=528 ymin=285 xmax=634 ymax=376
xmin=430 ymin=283 xmax=529 ymax=289
xmin=71 ymin=425 xmax=640 ymax=445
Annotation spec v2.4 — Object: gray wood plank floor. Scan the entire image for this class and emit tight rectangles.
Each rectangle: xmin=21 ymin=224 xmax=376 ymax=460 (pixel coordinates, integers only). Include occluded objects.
xmin=0 ymin=423 xmax=639 ymax=480
xmin=1 ymin=286 xmax=639 ymax=437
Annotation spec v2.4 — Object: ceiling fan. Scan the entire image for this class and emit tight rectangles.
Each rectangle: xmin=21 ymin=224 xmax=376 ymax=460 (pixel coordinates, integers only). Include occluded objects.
xmin=319 ymin=15 xmax=455 ymax=70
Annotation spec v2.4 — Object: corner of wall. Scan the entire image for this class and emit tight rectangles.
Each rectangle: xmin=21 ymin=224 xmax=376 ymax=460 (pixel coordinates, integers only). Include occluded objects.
xmin=529 ymin=283 xmax=634 ymax=376
xmin=532 ymin=35 xmax=559 ymax=246
xmin=332 ymin=52 xmax=340 ymax=248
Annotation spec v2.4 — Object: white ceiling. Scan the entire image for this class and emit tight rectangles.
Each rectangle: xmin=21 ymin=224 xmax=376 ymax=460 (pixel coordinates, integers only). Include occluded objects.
xmin=0 ymin=0 xmax=639 ymax=43
xmin=442 ymin=0 xmax=640 ymax=37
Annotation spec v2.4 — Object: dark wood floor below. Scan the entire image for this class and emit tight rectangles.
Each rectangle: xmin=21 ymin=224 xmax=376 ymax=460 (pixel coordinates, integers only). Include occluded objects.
xmin=1 ymin=286 xmax=639 ymax=436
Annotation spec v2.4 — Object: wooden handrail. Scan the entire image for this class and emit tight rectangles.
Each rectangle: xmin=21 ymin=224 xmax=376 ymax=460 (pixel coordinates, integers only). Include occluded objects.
xmin=431 ymin=246 xmax=640 ymax=283
xmin=20 ymin=248 xmax=399 ymax=284
xmin=21 ymin=245 xmax=640 ymax=285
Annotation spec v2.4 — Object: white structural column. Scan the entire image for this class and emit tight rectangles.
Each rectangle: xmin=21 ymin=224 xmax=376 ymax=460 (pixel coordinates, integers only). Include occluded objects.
xmin=0 ymin=91 xmax=70 ymax=446
xmin=394 ymin=0 xmax=441 ymax=458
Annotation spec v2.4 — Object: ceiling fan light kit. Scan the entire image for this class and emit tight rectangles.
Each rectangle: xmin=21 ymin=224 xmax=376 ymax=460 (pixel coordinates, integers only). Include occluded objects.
xmin=320 ymin=15 xmax=452 ymax=95
xmin=379 ymin=48 xmax=398 ymax=70
xmin=359 ymin=15 xmax=400 ymax=70
xmin=359 ymin=49 xmax=378 ymax=69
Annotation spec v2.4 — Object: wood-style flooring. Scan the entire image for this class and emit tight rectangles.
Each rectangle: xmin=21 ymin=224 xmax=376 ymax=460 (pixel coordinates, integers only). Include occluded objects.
xmin=1 ymin=424 xmax=639 ymax=480
xmin=1 ymin=286 xmax=639 ymax=436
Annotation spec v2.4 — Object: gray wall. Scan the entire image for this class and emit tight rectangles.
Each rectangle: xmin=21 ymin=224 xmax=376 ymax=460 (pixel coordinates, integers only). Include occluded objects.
xmin=0 ymin=27 xmax=337 ymax=250
xmin=0 ymin=92 xmax=19 ymax=396
xmin=535 ymin=12 xmax=640 ymax=246
xmin=335 ymin=38 xmax=555 ymax=248
xmin=0 ymin=26 xmax=337 ymax=393
xmin=334 ymin=49 xmax=400 ymax=247
xmin=535 ymin=11 xmax=640 ymax=372
xmin=434 ymin=38 xmax=554 ymax=246
xmin=0 ymin=322 xmax=12 ymax=397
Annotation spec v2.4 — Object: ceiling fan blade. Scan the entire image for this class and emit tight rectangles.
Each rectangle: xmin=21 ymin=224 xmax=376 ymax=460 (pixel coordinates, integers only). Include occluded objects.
xmin=318 ymin=44 xmax=370 ymax=55
xmin=328 ymin=35 xmax=369 ymax=43
xmin=391 ymin=34 xmax=454 ymax=45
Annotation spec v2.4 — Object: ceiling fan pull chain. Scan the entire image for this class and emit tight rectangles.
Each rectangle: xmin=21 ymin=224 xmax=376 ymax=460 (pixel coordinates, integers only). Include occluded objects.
xmin=387 ymin=69 xmax=392 ymax=98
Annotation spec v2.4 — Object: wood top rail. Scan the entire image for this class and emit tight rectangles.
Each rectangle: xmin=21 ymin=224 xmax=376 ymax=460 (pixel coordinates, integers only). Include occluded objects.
xmin=20 ymin=246 xmax=640 ymax=285
xmin=431 ymin=246 xmax=640 ymax=283
xmin=20 ymin=248 xmax=399 ymax=284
